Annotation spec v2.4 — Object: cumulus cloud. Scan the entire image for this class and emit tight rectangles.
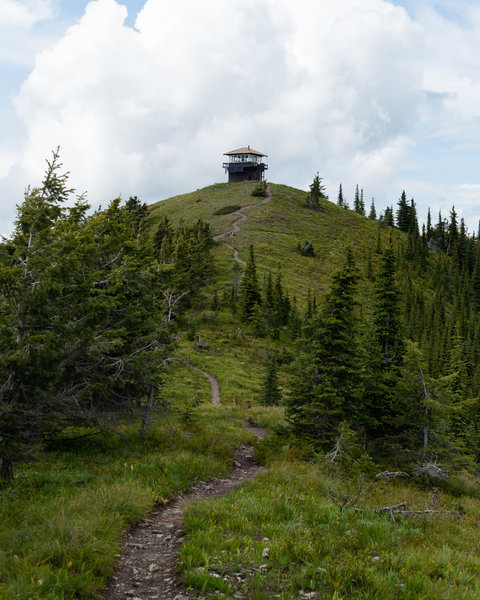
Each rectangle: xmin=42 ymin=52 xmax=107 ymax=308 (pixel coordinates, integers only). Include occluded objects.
xmin=0 ymin=0 xmax=56 ymax=29
xmin=1 ymin=0 xmax=480 ymax=235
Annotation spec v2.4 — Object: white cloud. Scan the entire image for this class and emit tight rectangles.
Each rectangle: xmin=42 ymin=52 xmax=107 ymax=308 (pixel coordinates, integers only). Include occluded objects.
xmin=0 ymin=0 xmax=56 ymax=29
xmin=2 ymin=0 xmax=480 ymax=235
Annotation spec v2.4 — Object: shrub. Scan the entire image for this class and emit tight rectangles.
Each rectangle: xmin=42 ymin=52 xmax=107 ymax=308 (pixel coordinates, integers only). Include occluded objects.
xmin=251 ymin=181 xmax=267 ymax=197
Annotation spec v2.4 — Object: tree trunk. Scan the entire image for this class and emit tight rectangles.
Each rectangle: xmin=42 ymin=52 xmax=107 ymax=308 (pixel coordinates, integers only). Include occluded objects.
xmin=0 ymin=456 xmax=13 ymax=480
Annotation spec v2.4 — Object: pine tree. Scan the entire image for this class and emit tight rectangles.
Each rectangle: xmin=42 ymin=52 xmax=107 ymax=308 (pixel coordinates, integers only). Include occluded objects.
xmin=0 ymin=153 xmax=173 ymax=478
xmin=262 ymin=355 xmax=282 ymax=405
xmin=337 ymin=183 xmax=344 ymax=207
xmin=240 ymin=244 xmax=262 ymax=322
xmin=447 ymin=206 xmax=459 ymax=256
xmin=396 ymin=191 xmax=410 ymax=231
xmin=353 ymin=184 xmax=365 ymax=215
xmin=381 ymin=206 xmax=394 ymax=227
xmin=373 ymin=246 xmax=403 ymax=365
xmin=368 ymin=198 xmax=377 ymax=220
xmin=305 ymin=173 xmax=327 ymax=210
xmin=287 ymin=249 xmax=360 ymax=447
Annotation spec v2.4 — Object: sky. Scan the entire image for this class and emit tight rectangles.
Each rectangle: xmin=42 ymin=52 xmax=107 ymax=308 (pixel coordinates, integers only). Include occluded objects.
xmin=1 ymin=0 xmax=480 ymax=236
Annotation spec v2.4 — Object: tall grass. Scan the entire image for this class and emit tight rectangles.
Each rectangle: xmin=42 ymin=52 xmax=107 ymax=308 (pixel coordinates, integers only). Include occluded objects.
xmin=180 ymin=459 xmax=480 ymax=599
xmin=0 ymin=406 xmax=252 ymax=599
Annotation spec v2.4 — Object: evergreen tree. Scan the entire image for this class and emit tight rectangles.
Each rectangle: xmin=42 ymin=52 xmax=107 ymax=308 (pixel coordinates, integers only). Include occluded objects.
xmin=287 ymin=249 xmax=360 ymax=447
xmin=353 ymin=185 xmax=365 ymax=215
xmin=0 ymin=153 xmax=173 ymax=478
xmin=240 ymin=245 xmax=262 ymax=322
xmin=396 ymin=190 xmax=410 ymax=231
xmin=305 ymin=173 xmax=327 ymax=210
xmin=262 ymin=355 xmax=282 ymax=405
xmin=373 ymin=246 xmax=403 ymax=365
xmin=447 ymin=206 xmax=459 ymax=256
xmin=337 ymin=183 xmax=344 ymax=207
xmin=368 ymin=198 xmax=377 ymax=220
xmin=381 ymin=206 xmax=394 ymax=227
xmin=426 ymin=208 xmax=433 ymax=239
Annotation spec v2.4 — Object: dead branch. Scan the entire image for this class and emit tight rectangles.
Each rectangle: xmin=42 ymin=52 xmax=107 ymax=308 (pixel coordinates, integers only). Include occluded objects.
xmin=376 ymin=471 xmax=409 ymax=480
xmin=324 ymin=431 xmax=344 ymax=463
xmin=354 ymin=502 xmax=464 ymax=519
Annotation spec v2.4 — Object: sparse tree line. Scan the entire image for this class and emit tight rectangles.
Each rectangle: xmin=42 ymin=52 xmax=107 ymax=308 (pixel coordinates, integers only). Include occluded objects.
xmin=0 ymin=152 xmax=214 ymax=478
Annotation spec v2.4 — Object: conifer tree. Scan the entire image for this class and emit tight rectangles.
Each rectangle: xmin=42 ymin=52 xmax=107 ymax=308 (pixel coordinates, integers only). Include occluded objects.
xmin=337 ymin=183 xmax=344 ymax=207
xmin=262 ymin=355 xmax=282 ymax=406
xmin=381 ymin=206 xmax=394 ymax=227
xmin=240 ymin=244 xmax=262 ymax=322
xmin=396 ymin=191 xmax=410 ymax=231
xmin=426 ymin=208 xmax=433 ymax=239
xmin=305 ymin=173 xmax=327 ymax=210
xmin=368 ymin=198 xmax=377 ymax=220
xmin=373 ymin=246 xmax=403 ymax=365
xmin=287 ymin=249 xmax=360 ymax=447
xmin=0 ymin=153 xmax=173 ymax=478
xmin=353 ymin=184 xmax=365 ymax=215
xmin=447 ymin=206 xmax=459 ymax=256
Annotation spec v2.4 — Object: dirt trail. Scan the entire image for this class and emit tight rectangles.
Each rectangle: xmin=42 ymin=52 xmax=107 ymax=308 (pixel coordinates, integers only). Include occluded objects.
xmin=102 ymin=436 xmax=265 ymax=600
xmin=213 ymin=184 xmax=272 ymax=269
xmin=181 ymin=357 xmax=221 ymax=406
xmin=103 ymin=361 xmax=268 ymax=600
xmin=195 ymin=184 xmax=272 ymax=309
xmin=103 ymin=189 xmax=274 ymax=599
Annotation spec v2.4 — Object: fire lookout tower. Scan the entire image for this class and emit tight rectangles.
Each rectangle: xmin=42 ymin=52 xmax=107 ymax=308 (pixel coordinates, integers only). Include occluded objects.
xmin=222 ymin=146 xmax=268 ymax=182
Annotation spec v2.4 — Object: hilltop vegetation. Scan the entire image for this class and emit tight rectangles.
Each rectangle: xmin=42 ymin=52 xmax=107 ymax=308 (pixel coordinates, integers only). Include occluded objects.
xmin=1 ymin=163 xmax=480 ymax=599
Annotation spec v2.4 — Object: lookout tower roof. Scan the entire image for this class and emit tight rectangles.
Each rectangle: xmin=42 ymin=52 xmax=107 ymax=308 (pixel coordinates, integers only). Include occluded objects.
xmin=223 ymin=146 xmax=267 ymax=157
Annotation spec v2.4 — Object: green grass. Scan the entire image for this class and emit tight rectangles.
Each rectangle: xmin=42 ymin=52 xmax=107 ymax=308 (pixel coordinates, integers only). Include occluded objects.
xmin=180 ymin=459 xmax=480 ymax=599
xmin=3 ymin=179 xmax=478 ymax=600
xmin=0 ymin=406 xmax=253 ymax=599
xmin=148 ymin=182 xmax=401 ymax=306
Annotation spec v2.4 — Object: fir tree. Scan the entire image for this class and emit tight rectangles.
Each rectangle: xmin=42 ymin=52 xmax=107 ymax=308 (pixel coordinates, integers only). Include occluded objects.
xmin=305 ymin=173 xmax=327 ymax=210
xmin=262 ymin=355 xmax=282 ymax=406
xmin=287 ymin=249 xmax=360 ymax=447
xmin=337 ymin=183 xmax=344 ymax=207
xmin=368 ymin=198 xmax=377 ymax=220
xmin=396 ymin=190 xmax=410 ymax=231
xmin=373 ymin=246 xmax=403 ymax=365
xmin=353 ymin=184 xmax=365 ymax=215
xmin=240 ymin=244 xmax=262 ymax=322
xmin=381 ymin=206 xmax=394 ymax=227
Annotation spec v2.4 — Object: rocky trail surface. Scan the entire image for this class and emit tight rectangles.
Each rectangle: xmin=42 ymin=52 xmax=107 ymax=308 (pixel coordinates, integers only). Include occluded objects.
xmin=103 ymin=361 xmax=268 ymax=600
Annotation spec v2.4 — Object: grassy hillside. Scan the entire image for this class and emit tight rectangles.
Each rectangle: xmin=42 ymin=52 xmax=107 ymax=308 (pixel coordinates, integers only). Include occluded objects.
xmin=2 ymin=180 xmax=480 ymax=600
xmin=148 ymin=181 xmax=398 ymax=305
xmin=149 ymin=181 xmax=480 ymax=599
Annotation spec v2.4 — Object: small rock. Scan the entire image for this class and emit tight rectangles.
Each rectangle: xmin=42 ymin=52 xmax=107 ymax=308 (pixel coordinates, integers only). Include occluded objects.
xmin=258 ymin=564 xmax=268 ymax=570
xmin=262 ymin=537 xmax=270 ymax=542
xmin=233 ymin=461 xmax=242 ymax=467
xmin=148 ymin=563 xmax=159 ymax=573
xmin=371 ymin=556 xmax=380 ymax=563
xmin=261 ymin=547 xmax=270 ymax=558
